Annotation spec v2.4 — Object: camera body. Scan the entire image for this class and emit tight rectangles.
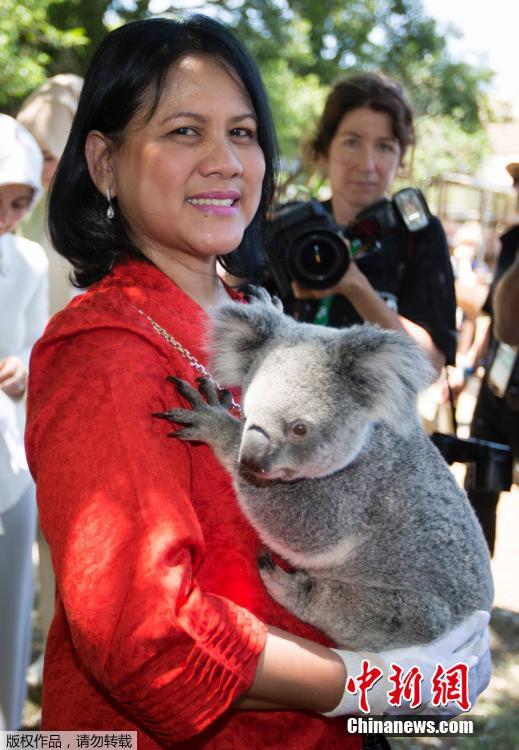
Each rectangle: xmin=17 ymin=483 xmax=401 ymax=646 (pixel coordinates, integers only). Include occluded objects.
xmin=431 ymin=433 xmax=513 ymax=493
xmin=264 ymin=187 xmax=431 ymax=299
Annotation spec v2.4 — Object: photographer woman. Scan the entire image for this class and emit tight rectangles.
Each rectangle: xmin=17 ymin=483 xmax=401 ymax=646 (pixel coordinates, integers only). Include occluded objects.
xmin=25 ymin=18 xmax=488 ymax=748
xmin=293 ymin=72 xmax=456 ymax=376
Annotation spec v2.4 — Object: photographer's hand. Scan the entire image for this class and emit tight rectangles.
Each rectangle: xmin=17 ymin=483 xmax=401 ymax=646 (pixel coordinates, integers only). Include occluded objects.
xmin=292 ymin=256 xmax=445 ymax=376
xmin=291 ymin=257 xmax=367 ymax=300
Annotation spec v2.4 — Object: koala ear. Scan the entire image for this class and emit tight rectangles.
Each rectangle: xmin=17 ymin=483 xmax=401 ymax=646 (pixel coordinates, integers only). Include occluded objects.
xmin=207 ymin=289 xmax=285 ymax=386
xmin=336 ymin=325 xmax=435 ymax=434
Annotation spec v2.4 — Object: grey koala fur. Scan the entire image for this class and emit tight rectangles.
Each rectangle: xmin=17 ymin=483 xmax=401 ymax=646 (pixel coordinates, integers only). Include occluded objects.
xmin=159 ymin=288 xmax=493 ymax=651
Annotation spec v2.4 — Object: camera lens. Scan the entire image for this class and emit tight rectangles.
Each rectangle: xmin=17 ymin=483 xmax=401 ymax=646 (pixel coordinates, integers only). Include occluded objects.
xmin=288 ymin=230 xmax=349 ymax=289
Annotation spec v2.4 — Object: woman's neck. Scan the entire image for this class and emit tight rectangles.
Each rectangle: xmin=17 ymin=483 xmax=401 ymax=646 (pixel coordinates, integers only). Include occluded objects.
xmin=330 ymin=194 xmax=359 ymax=226
xmin=141 ymin=246 xmax=226 ymax=311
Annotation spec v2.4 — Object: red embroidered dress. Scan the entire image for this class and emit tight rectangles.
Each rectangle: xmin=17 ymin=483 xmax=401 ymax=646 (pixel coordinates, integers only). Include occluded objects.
xmin=25 ymin=257 xmax=360 ymax=749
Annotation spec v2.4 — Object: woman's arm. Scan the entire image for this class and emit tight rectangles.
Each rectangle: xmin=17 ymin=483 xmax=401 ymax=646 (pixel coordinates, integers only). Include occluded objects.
xmin=237 ymin=611 xmax=492 ymax=716
xmin=293 ymin=262 xmax=445 ymax=376
xmin=335 ymin=264 xmax=446 ymax=374
xmin=234 ymin=625 xmax=345 ymax=711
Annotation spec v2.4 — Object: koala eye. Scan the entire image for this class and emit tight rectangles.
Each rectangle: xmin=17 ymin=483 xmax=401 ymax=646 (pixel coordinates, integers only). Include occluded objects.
xmin=291 ymin=421 xmax=308 ymax=438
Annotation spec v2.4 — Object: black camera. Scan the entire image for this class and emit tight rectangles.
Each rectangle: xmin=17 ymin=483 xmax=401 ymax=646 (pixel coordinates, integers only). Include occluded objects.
xmin=431 ymin=433 xmax=513 ymax=493
xmin=264 ymin=188 xmax=431 ymax=299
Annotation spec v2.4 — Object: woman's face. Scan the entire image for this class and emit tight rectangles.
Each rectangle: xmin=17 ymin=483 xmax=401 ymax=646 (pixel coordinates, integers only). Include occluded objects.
xmin=322 ymin=106 xmax=401 ymax=223
xmin=0 ymin=183 xmax=34 ymax=236
xmin=108 ymin=55 xmax=266 ymax=269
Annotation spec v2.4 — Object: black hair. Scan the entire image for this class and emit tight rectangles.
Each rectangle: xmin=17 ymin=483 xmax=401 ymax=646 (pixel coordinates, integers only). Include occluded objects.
xmin=48 ymin=15 xmax=278 ymax=287
xmin=307 ymin=72 xmax=415 ymax=164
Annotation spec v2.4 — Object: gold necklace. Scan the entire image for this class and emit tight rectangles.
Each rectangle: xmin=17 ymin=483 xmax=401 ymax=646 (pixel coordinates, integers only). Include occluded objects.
xmin=137 ymin=308 xmax=243 ymax=417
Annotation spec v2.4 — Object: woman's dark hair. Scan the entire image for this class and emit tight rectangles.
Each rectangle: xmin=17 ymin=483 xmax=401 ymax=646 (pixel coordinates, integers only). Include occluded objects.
xmin=48 ymin=15 xmax=278 ymax=287
xmin=307 ymin=72 xmax=415 ymax=163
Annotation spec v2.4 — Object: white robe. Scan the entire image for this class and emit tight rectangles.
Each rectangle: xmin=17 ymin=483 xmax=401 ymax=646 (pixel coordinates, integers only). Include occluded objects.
xmin=0 ymin=232 xmax=48 ymax=525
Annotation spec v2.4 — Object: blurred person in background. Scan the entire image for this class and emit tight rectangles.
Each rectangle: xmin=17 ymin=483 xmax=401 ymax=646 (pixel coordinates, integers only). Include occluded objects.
xmin=454 ymin=159 xmax=519 ymax=554
xmin=17 ymin=74 xmax=83 ymax=689
xmin=493 ymin=251 xmax=519 ymax=346
xmin=0 ymin=115 xmax=48 ymax=729
xmin=492 ymin=162 xmax=519 ymax=347
xmin=448 ymin=220 xmax=490 ymax=376
xmin=17 ymin=73 xmax=83 ymax=315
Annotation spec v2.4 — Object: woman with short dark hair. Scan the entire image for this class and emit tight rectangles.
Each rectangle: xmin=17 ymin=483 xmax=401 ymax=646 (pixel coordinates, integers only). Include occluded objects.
xmin=295 ymin=72 xmax=456 ymax=377
xmin=307 ymin=72 xmax=415 ymax=164
xmin=25 ymin=19 xmax=489 ymax=748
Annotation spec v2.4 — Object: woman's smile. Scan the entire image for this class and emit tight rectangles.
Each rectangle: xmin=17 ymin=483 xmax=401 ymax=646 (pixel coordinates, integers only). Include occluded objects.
xmin=186 ymin=190 xmax=241 ymax=215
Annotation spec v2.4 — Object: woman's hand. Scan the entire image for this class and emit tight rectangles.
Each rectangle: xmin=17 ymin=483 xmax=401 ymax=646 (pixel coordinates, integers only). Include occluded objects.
xmin=293 ymin=258 xmax=446 ymax=377
xmin=0 ymin=355 xmax=27 ymax=400
xmin=325 ymin=610 xmax=491 ymax=717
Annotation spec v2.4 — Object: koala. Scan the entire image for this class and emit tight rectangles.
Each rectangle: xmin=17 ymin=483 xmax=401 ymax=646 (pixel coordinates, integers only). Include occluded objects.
xmin=157 ymin=288 xmax=493 ymax=651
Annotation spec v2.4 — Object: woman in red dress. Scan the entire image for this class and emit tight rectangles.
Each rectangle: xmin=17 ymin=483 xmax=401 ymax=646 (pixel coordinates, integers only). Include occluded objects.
xmin=25 ymin=15 xmax=490 ymax=750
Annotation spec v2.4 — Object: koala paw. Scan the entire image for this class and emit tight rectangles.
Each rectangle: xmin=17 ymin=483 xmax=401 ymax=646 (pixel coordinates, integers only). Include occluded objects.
xmin=247 ymin=285 xmax=283 ymax=312
xmin=258 ymin=554 xmax=313 ymax=614
xmin=153 ymin=376 xmax=235 ymax=442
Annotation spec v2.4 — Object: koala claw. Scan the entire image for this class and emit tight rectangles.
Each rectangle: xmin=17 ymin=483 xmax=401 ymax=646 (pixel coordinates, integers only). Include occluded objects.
xmin=165 ymin=376 xmax=204 ymax=407
xmin=247 ymin=285 xmax=283 ymax=312
xmin=196 ymin=377 xmax=234 ymax=410
xmin=195 ymin=376 xmax=220 ymax=406
xmin=257 ymin=550 xmax=274 ymax=570
xmin=154 ymin=405 xmax=205 ymax=442
xmin=259 ymin=557 xmax=313 ymax=611
xmin=158 ymin=374 xmax=242 ymax=468
xmin=152 ymin=408 xmax=193 ymax=425
xmin=217 ymin=388 xmax=233 ymax=409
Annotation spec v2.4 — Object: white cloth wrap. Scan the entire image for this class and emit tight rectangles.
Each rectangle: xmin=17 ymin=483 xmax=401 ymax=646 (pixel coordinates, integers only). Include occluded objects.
xmin=322 ymin=649 xmax=390 ymax=717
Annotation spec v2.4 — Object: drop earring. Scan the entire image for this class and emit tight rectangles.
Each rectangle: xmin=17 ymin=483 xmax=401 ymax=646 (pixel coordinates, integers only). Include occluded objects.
xmin=106 ymin=186 xmax=115 ymax=220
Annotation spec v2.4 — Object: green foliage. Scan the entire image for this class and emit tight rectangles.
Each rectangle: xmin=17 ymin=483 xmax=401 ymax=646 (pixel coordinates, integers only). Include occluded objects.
xmin=260 ymin=58 xmax=327 ymax=164
xmin=1 ymin=0 xmax=496 ymax=191
xmin=411 ymin=115 xmax=491 ymax=188
xmin=0 ymin=0 xmax=87 ymax=112
xmin=46 ymin=0 xmax=111 ymax=71
xmin=208 ymin=0 xmax=494 ymax=136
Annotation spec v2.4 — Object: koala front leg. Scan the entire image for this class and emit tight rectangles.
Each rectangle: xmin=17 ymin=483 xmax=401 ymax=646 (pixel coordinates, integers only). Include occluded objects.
xmin=258 ymin=556 xmax=370 ymax=646
xmin=258 ymin=556 xmax=450 ymax=650
xmin=154 ymin=376 xmax=242 ymax=473
xmin=258 ymin=553 xmax=320 ymax=624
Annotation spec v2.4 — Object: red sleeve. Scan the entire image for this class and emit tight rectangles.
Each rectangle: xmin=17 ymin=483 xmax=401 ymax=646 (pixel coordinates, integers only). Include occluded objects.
xmin=26 ymin=327 xmax=266 ymax=742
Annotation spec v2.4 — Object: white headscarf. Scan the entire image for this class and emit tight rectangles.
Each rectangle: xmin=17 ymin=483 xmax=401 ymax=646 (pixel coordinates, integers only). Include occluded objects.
xmin=17 ymin=73 xmax=83 ymax=160
xmin=0 ymin=114 xmax=43 ymax=203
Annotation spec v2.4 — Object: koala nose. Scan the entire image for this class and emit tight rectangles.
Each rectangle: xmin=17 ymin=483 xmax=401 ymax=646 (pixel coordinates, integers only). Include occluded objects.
xmin=239 ymin=454 xmax=269 ymax=475
xmin=239 ymin=426 xmax=272 ymax=475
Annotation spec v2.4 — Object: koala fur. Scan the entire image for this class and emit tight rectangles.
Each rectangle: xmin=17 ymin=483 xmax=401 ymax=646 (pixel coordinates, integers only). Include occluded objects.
xmin=159 ymin=288 xmax=493 ymax=651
